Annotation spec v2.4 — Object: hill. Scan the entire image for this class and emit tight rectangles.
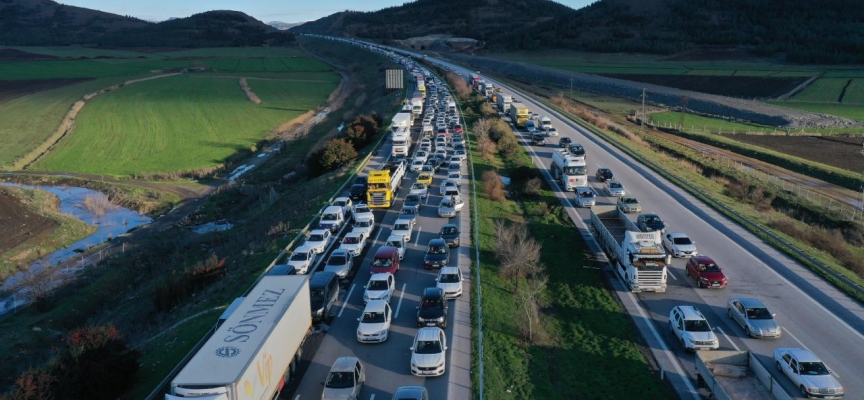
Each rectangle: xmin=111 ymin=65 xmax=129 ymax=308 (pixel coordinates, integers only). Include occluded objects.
xmin=0 ymin=0 xmax=149 ymax=45
xmin=293 ymin=0 xmax=864 ymax=64
xmin=0 ymin=1 xmax=294 ymax=47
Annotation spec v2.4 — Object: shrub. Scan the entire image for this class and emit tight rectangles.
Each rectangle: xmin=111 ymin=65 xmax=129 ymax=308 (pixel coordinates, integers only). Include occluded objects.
xmin=725 ymin=179 xmax=775 ymax=212
xmin=524 ymin=177 xmax=543 ymax=198
xmin=4 ymin=367 xmax=55 ymax=400
xmin=55 ymin=325 xmax=139 ymax=400
xmin=319 ymin=139 xmax=358 ymax=171
xmin=497 ymin=131 xmax=521 ymax=160
xmin=482 ymin=170 xmax=506 ymax=201
xmin=489 ymin=119 xmax=511 ymax=142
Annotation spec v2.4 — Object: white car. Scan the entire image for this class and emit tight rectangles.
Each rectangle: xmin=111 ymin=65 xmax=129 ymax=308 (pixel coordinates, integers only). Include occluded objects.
xmin=604 ymin=180 xmax=626 ymax=197
xmin=447 ymin=172 xmax=462 ymax=185
xmin=352 ymin=203 xmax=373 ymax=223
xmin=352 ymin=215 xmax=375 ymax=238
xmin=436 ymin=267 xmax=463 ymax=299
xmin=409 ymin=182 xmax=429 ymax=199
xmin=410 ymin=160 xmax=425 ymax=173
xmin=410 ymin=327 xmax=447 ymax=377
xmin=448 ymin=155 xmax=463 ymax=165
xmin=414 ymin=151 xmax=429 ymax=163
xmin=339 ymin=232 xmax=367 ymax=256
xmin=774 ymin=348 xmax=844 ymax=398
xmin=286 ymin=244 xmax=318 ymax=274
xmin=385 ymin=234 xmax=407 ymax=260
xmin=453 ymin=149 xmax=467 ymax=161
xmin=305 ymin=229 xmax=333 ymax=254
xmin=392 ymin=218 xmax=415 ymax=242
xmin=439 ymin=179 xmax=459 ymax=195
xmin=420 ymin=143 xmax=432 ymax=152
xmin=438 ymin=196 xmax=464 ymax=218
xmin=669 ymin=305 xmax=719 ymax=352
xmin=333 ymin=197 xmax=353 ymax=218
xmin=322 ymin=357 xmax=365 ymax=400
xmin=364 ymin=272 xmax=396 ymax=303
xmin=544 ymin=127 xmax=559 ymax=137
xmin=662 ymin=232 xmax=698 ymax=258
xmin=356 ymin=300 xmax=392 ymax=343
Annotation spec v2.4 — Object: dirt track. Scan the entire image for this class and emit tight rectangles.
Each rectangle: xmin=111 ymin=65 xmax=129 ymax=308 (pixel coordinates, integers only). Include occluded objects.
xmin=239 ymin=77 xmax=262 ymax=104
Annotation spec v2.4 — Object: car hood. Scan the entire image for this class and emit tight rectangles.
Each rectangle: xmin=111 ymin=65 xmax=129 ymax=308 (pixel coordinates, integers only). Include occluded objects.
xmin=354 ymin=212 xmax=373 ymax=220
xmin=441 ymin=234 xmax=459 ymax=242
xmin=392 ymin=229 xmax=410 ymax=237
xmin=410 ymin=188 xmax=427 ymax=194
xmin=800 ymin=374 xmax=843 ymax=391
xmin=437 ymin=282 xmax=461 ymax=293
xmin=672 ymin=243 xmax=697 ymax=253
xmin=418 ymin=308 xmax=445 ymax=319
xmin=411 ymin=352 xmax=445 ymax=368
xmin=684 ymin=331 xmax=717 ymax=343
xmin=286 ymin=259 xmax=309 ymax=268
xmin=425 ymin=254 xmax=449 ymax=262
xmin=365 ymin=289 xmax=390 ymax=300
xmin=353 ymin=227 xmax=373 ymax=236
xmin=358 ymin=321 xmax=389 ymax=335
xmin=699 ymin=271 xmax=726 ymax=280
xmin=324 ymin=264 xmax=348 ymax=274
xmin=341 ymin=243 xmax=362 ymax=251
xmin=322 ymin=387 xmax=356 ymax=400
xmin=748 ymin=319 xmax=780 ymax=333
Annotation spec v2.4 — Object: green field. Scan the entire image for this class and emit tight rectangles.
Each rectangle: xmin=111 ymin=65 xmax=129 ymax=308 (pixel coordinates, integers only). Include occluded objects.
xmin=769 ymin=101 xmax=864 ymax=121
xmin=842 ymin=79 xmax=864 ymax=104
xmin=791 ymin=78 xmax=848 ymax=102
xmin=34 ymin=74 xmax=338 ymax=176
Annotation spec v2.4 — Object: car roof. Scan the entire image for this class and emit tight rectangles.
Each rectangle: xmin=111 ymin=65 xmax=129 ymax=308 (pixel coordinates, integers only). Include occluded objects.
xmin=439 ymin=266 xmax=460 ymax=275
xmin=730 ymin=297 xmax=767 ymax=308
xmin=293 ymin=244 xmax=314 ymax=252
xmin=369 ymin=272 xmax=393 ymax=281
xmin=309 ymin=229 xmax=329 ymax=234
xmin=335 ymin=196 xmax=350 ymax=201
xmin=428 ymin=238 xmax=446 ymax=246
xmin=355 ymin=215 xmax=373 ymax=222
xmin=423 ymin=287 xmax=444 ymax=298
xmin=692 ymin=255 xmax=716 ymax=264
xmin=386 ymin=234 xmax=404 ymax=242
xmin=363 ymin=299 xmax=388 ymax=313
xmin=779 ymin=348 xmax=821 ymax=362
xmin=330 ymin=249 xmax=350 ymax=256
xmin=441 ymin=223 xmax=458 ymax=230
xmin=374 ymin=246 xmax=398 ymax=257
xmin=344 ymin=231 xmax=364 ymax=238
xmin=394 ymin=386 xmax=427 ymax=398
xmin=641 ymin=213 xmax=660 ymax=218
xmin=323 ymin=205 xmax=342 ymax=213
xmin=608 ymin=179 xmax=621 ymax=184
xmin=675 ymin=305 xmax=706 ymax=320
xmin=416 ymin=327 xmax=443 ymax=341
xmin=667 ymin=231 xmax=688 ymax=238
xmin=331 ymin=356 xmax=360 ymax=372
xmin=394 ymin=217 xmax=413 ymax=225
xmin=310 ymin=271 xmax=336 ymax=286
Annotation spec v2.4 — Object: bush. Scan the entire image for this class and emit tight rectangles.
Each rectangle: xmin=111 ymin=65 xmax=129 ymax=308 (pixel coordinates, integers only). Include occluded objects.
xmin=489 ymin=119 xmax=511 ymax=142
xmin=4 ymin=367 xmax=55 ymax=400
xmin=725 ymin=179 xmax=775 ymax=212
xmin=319 ymin=139 xmax=358 ymax=171
xmin=524 ymin=177 xmax=543 ymax=198
xmin=55 ymin=325 xmax=139 ymax=400
xmin=482 ymin=170 xmax=506 ymax=201
xmin=497 ymin=131 xmax=521 ymax=160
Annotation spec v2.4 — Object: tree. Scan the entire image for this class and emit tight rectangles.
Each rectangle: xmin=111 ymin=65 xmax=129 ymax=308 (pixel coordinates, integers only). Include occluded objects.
xmin=12 ymin=265 xmax=58 ymax=312
xmin=517 ymin=273 xmax=548 ymax=343
xmin=5 ymin=367 xmax=56 ymax=400
xmin=493 ymin=220 xmax=543 ymax=292
xmin=473 ymin=118 xmax=495 ymax=161
xmin=319 ymin=139 xmax=358 ymax=171
xmin=55 ymin=325 xmax=139 ymax=400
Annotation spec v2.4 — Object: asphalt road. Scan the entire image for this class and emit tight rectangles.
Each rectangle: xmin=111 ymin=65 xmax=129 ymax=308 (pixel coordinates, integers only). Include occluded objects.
xmin=292 ymin=92 xmax=473 ymax=399
xmin=433 ymin=64 xmax=864 ymax=399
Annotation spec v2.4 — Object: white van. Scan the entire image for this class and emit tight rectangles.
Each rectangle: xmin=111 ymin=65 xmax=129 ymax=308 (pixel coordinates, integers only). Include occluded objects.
xmin=318 ymin=205 xmax=345 ymax=233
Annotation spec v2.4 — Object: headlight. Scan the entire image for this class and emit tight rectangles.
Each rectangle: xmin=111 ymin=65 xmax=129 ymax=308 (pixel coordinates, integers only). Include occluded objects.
xmin=417 ymin=317 xmax=424 ymax=323
xmin=436 ymin=361 xmax=445 ymax=367
xmin=437 ymin=316 xmax=445 ymax=322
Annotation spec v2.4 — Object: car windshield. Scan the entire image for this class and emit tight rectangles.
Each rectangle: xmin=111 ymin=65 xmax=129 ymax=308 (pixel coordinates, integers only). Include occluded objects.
xmin=387 ymin=241 xmax=402 ymax=248
xmin=428 ymin=246 xmax=447 ymax=255
xmin=335 ymin=200 xmax=347 ymax=207
xmin=442 ymin=227 xmax=457 ymax=235
xmin=414 ymin=340 xmax=443 ymax=354
xmin=579 ymin=190 xmax=594 ymax=198
xmin=421 ymin=298 xmax=443 ymax=309
xmin=684 ymin=319 xmax=711 ymax=332
xmin=328 ymin=255 xmax=346 ymax=265
xmin=698 ymin=263 xmax=720 ymax=272
xmin=439 ymin=273 xmax=460 ymax=283
xmin=373 ymin=258 xmax=392 ymax=267
xmin=673 ymin=237 xmax=693 ymax=245
xmin=624 ymin=198 xmax=637 ymax=204
xmin=402 ymin=208 xmax=416 ymax=215
xmin=309 ymin=234 xmax=325 ymax=241
xmin=361 ymin=311 xmax=386 ymax=323
xmin=355 ymin=220 xmax=371 ymax=228
xmin=322 ymin=213 xmax=337 ymax=221
xmin=610 ymin=182 xmax=621 ymax=188
xmin=746 ymin=307 xmax=773 ymax=319
xmin=799 ymin=362 xmax=830 ymax=375
xmin=310 ymin=288 xmax=325 ymax=302
xmin=368 ymin=280 xmax=389 ymax=290
xmin=325 ymin=371 xmax=354 ymax=389
xmin=395 ymin=223 xmax=410 ymax=230
xmin=290 ymin=252 xmax=308 ymax=261
xmin=412 ymin=183 xmax=425 ymax=189
xmin=355 ymin=206 xmax=369 ymax=213
xmin=343 ymin=236 xmax=360 ymax=244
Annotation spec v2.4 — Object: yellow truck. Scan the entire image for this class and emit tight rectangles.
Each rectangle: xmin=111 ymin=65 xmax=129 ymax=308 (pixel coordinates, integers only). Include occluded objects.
xmin=367 ymin=161 xmax=406 ymax=208
xmin=509 ymin=104 xmax=530 ymax=128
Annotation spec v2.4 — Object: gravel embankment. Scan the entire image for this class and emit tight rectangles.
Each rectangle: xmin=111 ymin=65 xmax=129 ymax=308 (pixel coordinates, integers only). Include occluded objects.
xmin=447 ymin=54 xmax=863 ymax=129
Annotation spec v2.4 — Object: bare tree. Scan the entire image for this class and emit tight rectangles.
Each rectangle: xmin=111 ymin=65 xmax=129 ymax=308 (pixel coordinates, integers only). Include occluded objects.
xmin=12 ymin=264 xmax=59 ymax=310
xmin=493 ymin=220 xmax=543 ymax=292
xmin=473 ymin=118 xmax=495 ymax=160
xmin=517 ymin=273 xmax=548 ymax=343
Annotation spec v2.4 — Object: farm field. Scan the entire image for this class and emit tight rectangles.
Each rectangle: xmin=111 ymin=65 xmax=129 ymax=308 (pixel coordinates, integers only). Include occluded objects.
xmin=768 ymin=101 xmax=864 ymax=122
xmin=721 ymin=134 xmax=864 ymax=172
xmin=790 ymin=78 xmax=849 ymax=102
xmin=33 ymin=74 xmax=338 ymax=176
xmin=600 ymin=74 xmax=806 ymax=98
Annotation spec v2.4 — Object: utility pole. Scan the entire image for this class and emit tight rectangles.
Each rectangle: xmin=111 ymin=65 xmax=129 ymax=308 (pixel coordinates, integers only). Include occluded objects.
xmin=640 ymin=88 xmax=646 ymax=132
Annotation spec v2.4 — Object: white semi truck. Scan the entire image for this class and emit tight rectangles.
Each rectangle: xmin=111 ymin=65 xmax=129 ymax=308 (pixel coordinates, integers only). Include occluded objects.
xmin=391 ymin=111 xmax=412 ymax=131
xmin=496 ymin=94 xmax=513 ymax=113
xmin=590 ymin=205 xmax=669 ymax=292
xmin=167 ymin=275 xmax=311 ymax=400
xmin=391 ymin=127 xmax=411 ymax=158
xmin=551 ymin=148 xmax=588 ymax=191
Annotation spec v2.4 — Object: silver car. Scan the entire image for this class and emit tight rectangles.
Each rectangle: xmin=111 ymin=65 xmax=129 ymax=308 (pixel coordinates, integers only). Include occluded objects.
xmin=322 ymin=357 xmax=365 ymax=400
xmin=727 ymin=297 xmax=781 ymax=339
xmin=604 ymin=180 xmax=626 ymax=197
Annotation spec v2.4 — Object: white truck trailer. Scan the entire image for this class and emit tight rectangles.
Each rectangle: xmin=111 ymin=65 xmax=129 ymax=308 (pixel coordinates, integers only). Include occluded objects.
xmin=496 ymin=94 xmax=513 ymax=113
xmin=391 ymin=127 xmax=411 ymax=157
xmin=167 ymin=275 xmax=311 ymax=400
xmin=695 ymin=351 xmax=775 ymax=400
xmin=391 ymin=111 xmax=412 ymax=131
xmin=590 ymin=205 xmax=669 ymax=292
xmin=551 ymin=148 xmax=588 ymax=191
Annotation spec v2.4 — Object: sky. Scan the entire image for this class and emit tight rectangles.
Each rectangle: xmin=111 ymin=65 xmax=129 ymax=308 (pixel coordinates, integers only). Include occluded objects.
xmin=59 ymin=0 xmax=595 ymax=23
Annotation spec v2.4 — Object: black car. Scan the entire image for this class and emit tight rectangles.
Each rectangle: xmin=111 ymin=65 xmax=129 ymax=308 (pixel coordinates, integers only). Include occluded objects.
xmin=559 ymin=137 xmax=572 ymax=148
xmin=423 ymin=238 xmax=450 ymax=269
xmin=404 ymin=194 xmax=422 ymax=208
xmin=439 ymin=224 xmax=460 ymax=247
xmin=416 ymin=287 xmax=448 ymax=328
xmin=637 ymin=213 xmax=667 ymax=232
xmin=595 ymin=168 xmax=613 ymax=182
xmin=349 ymin=176 xmax=368 ymax=200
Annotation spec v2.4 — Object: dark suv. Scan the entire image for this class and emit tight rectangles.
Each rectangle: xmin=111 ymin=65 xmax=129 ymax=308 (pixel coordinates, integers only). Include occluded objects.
xmin=423 ymin=238 xmax=450 ymax=269
xmin=595 ymin=168 xmax=613 ymax=182
xmin=416 ymin=287 xmax=448 ymax=328
xmin=439 ymin=224 xmax=460 ymax=247
xmin=349 ymin=176 xmax=368 ymax=200
xmin=558 ymin=137 xmax=572 ymax=148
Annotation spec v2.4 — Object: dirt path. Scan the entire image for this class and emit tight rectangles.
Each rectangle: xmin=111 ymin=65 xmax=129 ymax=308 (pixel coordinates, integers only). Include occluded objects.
xmin=14 ymin=73 xmax=182 ymax=170
xmin=239 ymin=77 xmax=262 ymax=104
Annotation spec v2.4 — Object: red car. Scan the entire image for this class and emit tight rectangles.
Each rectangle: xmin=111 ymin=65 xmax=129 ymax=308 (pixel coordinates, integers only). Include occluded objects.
xmin=453 ymin=124 xmax=463 ymax=133
xmin=686 ymin=256 xmax=727 ymax=288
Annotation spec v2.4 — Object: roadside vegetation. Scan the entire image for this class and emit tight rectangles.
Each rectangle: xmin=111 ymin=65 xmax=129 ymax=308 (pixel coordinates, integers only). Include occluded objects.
xmin=446 ymin=73 xmax=671 ymax=399
xmin=0 ymin=37 xmax=404 ymax=398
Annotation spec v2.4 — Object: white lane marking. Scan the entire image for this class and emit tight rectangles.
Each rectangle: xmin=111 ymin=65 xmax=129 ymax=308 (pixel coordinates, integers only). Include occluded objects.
xmin=294 ymin=395 xmax=300 ymax=400
xmin=371 ymin=220 xmax=387 ymax=244
xmin=370 ymin=395 xmax=375 ymax=400
xmin=782 ymin=327 xmax=840 ymax=378
xmin=394 ymin=283 xmax=407 ymax=318
xmin=414 ymin=226 xmax=423 ymax=246
xmin=715 ymin=326 xmax=739 ymax=351
xmin=338 ymin=284 xmax=356 ymax=318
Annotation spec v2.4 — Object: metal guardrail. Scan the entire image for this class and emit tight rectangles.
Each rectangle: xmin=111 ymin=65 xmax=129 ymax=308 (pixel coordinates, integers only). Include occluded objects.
xmin=145 ymin=75 xmax=409 ymax=400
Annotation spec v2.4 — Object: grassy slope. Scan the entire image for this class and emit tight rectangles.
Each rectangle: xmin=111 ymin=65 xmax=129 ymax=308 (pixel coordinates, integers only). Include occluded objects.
xmin=463 ymin=101 xmax=668 ymax=399
xmin=34 ymin=74 xmax=337 ymax=176
xmin=768 ymin=101 xmax=864 ymax=121
xmin=791 ymin=78 xmax=848 ymax=102
xmin=0 ymin=76 xmax=134 ymax=167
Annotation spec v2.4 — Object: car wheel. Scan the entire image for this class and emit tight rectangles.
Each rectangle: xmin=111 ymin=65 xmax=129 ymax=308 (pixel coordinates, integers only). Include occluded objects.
xmin=744 ymin=326 xmax=751 ymax=337
xmin=800 ymin=385 xmax=809 ymax=398
xmin=727 ymin=308 xmax=733 ymax=319
xmin=776 ymin=361 xmax=782 ymax=373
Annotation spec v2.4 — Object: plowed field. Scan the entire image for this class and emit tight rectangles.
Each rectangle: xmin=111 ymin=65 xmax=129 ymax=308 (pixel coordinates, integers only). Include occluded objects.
xmin=0 ymin=189 xmax=57 ymax=254
xmin=722 ymin=134 xmax=863 ymax=172
xmin=600 ymin=74 xmax=808 ymax=98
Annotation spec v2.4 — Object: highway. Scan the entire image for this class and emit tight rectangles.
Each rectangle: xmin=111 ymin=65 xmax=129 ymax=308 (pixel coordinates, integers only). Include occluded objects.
xmin=292 ymin=83 xmax=473 ymax=399
xmin=428 ymin=61 xmax=864 ymax=398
